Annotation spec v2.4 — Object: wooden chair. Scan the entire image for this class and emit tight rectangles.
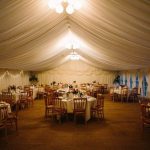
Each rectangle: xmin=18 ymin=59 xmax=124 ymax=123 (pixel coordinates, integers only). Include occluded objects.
xmin=19 ymin=92 xmax=28 ymax=109
xmin=121 ymin=87 xmax=128 ymax=103
xmin=24 ymin=86 xmax=30 ymax=92
xmin=128 ymin=87 xmax=139 ymax=103
xmin=0 ymin=105 xmax=8 ymax=138
xmin=27 ymin=89 xmax=34 ymax=107
xmin=140 ymin=104 xmax=150 ymax=130
xmin=99 ymin=85 xmax=105 ymax=94
xmin=90 ymin=90 xmax=97 ymax=98
xmin=73 ymin=97 xmax=87 ymax=124
xmin=7 ymin=101 xmax=19 ymax=131
xmin=103 ymin=84 xmax=108 ymax=93
xmin=52 ymin=97 xmax=67 ymax=123
xmin=37 ymin=87 xmax=45 ymax=100
xmin=91 ymin=94 xmax=104 ymax=120
xmin=2 ymin=92 xmax=15 ymax=108
xmin=44 ymin=93 xmax=54 ymax=118
xmin=139 ymin=97 xmax=150 ymax=105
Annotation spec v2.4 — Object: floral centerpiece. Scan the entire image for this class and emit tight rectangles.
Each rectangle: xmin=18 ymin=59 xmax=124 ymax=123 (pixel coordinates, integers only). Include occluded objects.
xmin=8 ymin=85 xmax=16 ymax=92
xmin=69 ymin=85 xmax=73 ymax=89
xmin=72 ymin=88 xmax=79 ymax=94
xmin=29 ymin=74 xmax=38 ymax=85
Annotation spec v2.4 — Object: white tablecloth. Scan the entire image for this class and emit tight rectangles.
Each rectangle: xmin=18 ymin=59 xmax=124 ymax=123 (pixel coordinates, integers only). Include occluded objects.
xmin=13 ymin=87 xmax=41 ymax=101
xmin=34 ymin=87 xmax=45 ymax=99
xmin=62 ymin=96 xmax=96 ymax=121
xmin=0 ymin=102 xmax=11 ymax=113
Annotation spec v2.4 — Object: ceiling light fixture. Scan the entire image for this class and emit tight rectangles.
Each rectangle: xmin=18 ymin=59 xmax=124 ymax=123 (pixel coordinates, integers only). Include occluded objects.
xmin=66 ymin=41 xmax=80 ymax=50
xmin=69 ymin=51 xmax=80 ymax=60
xmin=48 ymin=0 xmax=83 ymax=14
xmin=68 ymin=43 xmax=80 ymax=60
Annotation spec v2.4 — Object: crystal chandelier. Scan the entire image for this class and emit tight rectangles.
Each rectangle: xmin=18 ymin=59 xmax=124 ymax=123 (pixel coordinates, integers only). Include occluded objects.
xmin=48 ymin=0 xmax=83 ymax=14
xmin=69 ymin=51 xmax=80 ymax=60
xmin=66 ymin=39 xmax=80 ymax=60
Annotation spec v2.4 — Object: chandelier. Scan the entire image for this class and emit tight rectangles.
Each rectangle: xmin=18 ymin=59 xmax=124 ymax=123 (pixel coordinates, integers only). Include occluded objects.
xmin=48 ymin=0 xmax=83 ymax=14
xmin=69 ymin=51 xmax=80 ymax=60
xmin=66 ymin=39 xmax=80 ymax=60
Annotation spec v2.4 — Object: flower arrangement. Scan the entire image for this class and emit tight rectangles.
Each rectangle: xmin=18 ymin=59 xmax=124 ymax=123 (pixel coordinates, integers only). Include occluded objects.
xmin=29 ymin=74 xmax=38 ymax=83
xmin=8 ymin=85 xmax=16 ymax=91
xmin=52 ymin=81 xmax=56 ymax=85
xmin=69 ymin=85 xmax=73 ymax=89
xmin=72 ymin=88 xmax=79 ymax=94
xmin=113 ymin=75 xmax=120 ymax=85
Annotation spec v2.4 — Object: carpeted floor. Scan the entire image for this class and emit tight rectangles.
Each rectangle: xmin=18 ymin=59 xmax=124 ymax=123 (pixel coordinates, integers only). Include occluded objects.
xmin=0 ymin=94 xmax=150 ymax=150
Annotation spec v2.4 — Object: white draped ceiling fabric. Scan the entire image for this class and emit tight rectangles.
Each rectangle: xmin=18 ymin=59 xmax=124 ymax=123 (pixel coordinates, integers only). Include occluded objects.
xmin=0 ymin=0 xmax=150 ymax=71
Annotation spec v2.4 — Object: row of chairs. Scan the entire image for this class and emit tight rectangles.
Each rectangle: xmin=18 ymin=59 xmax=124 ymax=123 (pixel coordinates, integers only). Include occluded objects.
xmin=0 ymin=89 xmax=34 ymax=138
xmin=110 ymin=87 xmax=139 ymax=103
xmin=44 ymin=92 xmax=104 ymax=124
xmin=1 ymin=90 xmax=34 ymax=109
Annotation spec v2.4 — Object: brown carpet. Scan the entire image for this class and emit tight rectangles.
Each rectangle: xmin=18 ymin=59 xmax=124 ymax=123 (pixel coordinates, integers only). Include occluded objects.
xmin=0 ymin=95 xmax=150 ymax=150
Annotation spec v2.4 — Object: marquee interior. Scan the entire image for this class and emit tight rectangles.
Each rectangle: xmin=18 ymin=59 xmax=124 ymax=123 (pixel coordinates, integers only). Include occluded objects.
xmin=0 ymin=0 xmax=150 ymax=93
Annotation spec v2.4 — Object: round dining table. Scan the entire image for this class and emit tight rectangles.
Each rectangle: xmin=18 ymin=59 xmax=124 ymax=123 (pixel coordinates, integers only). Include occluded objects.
xmin=61 ymin=95 xmax=97 ymax=121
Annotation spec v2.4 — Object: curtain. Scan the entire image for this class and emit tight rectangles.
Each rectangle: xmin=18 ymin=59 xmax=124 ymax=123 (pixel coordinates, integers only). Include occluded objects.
xmin=135 ymin=73 xmax=139 ymax=88
xmin=130 ymin=74 xmax=133 ymax=89
xmin=0 ymin=69 xmax=29 ymax=91
xmin=36 ymin=60 xmax=116 ymax=86
xmin=120 ymin=69 xmax=150 ymax=97
xmin=142 ymin=74 xmax=148 ymax=96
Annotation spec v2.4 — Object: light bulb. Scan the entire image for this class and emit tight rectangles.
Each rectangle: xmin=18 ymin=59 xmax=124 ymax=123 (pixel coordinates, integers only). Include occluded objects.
xmin=74 ymin=1 xmax=82 ymax=10
xmin=48 ymin=0 xmax=82 ymax=14
xmin=66 ymin=4 xmax=74 ymax=14
xmin=67 ymin=0 xmax=74 ymax=5
xmin=48 ymin=0 xmax=57 ymax=9
xmin=56 ymin=5 xmax=64 ymax=13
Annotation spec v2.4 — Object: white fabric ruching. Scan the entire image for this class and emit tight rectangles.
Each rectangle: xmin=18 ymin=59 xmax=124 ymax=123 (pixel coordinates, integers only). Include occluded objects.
xmin=37 ymin=61 xmax=116 ymax=85
xmin=0 ymin=0 xmax=150 ymax=71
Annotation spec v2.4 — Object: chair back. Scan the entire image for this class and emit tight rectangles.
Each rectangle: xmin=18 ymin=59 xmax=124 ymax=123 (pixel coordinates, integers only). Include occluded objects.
xmin=131 ymin=87 xmax=138 ymax=95
xmin=141 ymin=104 xmax=150 ymax=118
xmin=53 ymin=97 xmax=66 ymax=110
xmin=2 ymin=92 xmax=12 ymax=100
xmin=121 ymin=87 xmax=128 ymax=95
xmin=24 ymin=86 xmax=30 ymax=91
xmin=18 ymin=91 xmax=28 ymax=109
xmin=73 ymin=98 xmax=87 ymax=112
xmin=140 ymin=104 xmax=150 ymax=129
xmin=0 ymin=104 xmax=8 ymax=138
xmin=44 ymin=92 xmax=54 ymax=106
xmin=19 ymin=91 xmax=28 ymax=101
xmin=27 ymin=89 xmax=33 ymax=98
xmin=0 ymin=105 xmax=8 ymax=123
xmin=97 ymin=94 xmax=104 ymax=107
xmin=2 ymin=92 xmax=14 ymax=106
